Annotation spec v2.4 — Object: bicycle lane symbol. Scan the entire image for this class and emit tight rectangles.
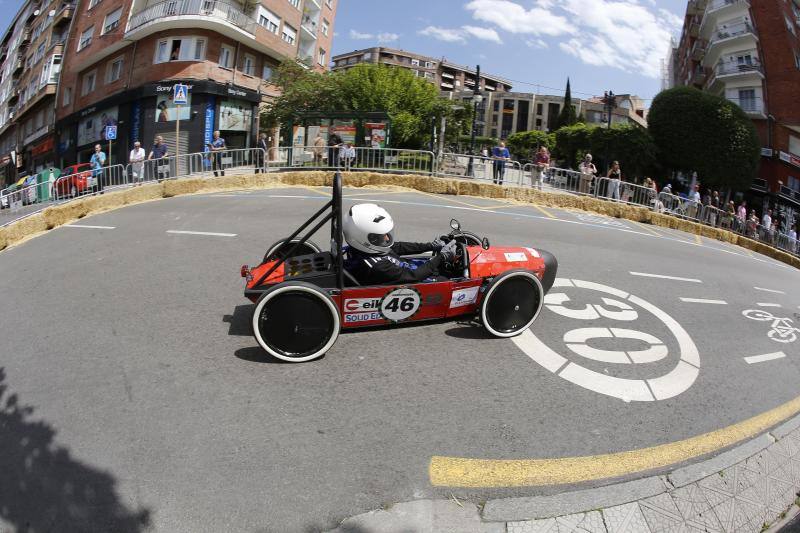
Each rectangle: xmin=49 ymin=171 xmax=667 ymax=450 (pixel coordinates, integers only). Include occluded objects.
xmin=742 ymin=309 xmax=800 ymax=344
xmin=512 ymin=278 xmax=700 ymax=403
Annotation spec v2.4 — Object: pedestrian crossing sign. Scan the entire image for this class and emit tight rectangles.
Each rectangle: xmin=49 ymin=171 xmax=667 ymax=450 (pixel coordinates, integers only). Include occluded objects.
xmin=173 ymin=84 xmax=189 ymax=105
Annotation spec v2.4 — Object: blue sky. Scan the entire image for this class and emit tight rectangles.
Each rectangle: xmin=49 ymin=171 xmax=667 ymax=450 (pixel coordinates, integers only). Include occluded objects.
xmin=332 ymin=0 xmax=687 ymax=104
xmin=0 ymin=0 xmax=686 ymax=104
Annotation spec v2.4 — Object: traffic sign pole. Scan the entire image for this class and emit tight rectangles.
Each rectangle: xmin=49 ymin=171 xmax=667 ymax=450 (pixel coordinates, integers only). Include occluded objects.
xmin=172 ymin=84 xmax=189 ymax=170
xmin=176 ymin=105 xmax=181 ymax=163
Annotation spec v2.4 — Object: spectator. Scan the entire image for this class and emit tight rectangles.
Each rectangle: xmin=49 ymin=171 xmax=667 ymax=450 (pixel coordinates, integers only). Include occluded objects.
xmin=722 ymin=200 xmax=735 ymax=229
xmin=312 ymin=133 xmax=326 ymax=166
xmin=762 ymin=209 xmax=773 ymax=243
xmin=606 ymin=161 xmax=622 ymax=201
xmin=789 ymin=224 xmax=798 ymax=254
xmin=208 ymin=130 xmax=226 ymax=177
xmin=712 ymin=191 xmax=721 ymax=209
xmin=480 ymin=146 xmax=489 ymax=158
xmin=578 ymin=153 xmax=597 ymax=194
xmin=533 ymin=146 xmax=550 ymax=190
xmin=328 ymin=131 xmax=342 ymax=168
xmin=90 ymin=144 xmax=106 ymax=194
xmin=747 ymin=210 xmax=759 ymax=239
xmin=491 ymin=141 xmax=511 ymax=185
xmin=148 ymin=135 xmax=169 ymax=180
xmin=129 ymin=141 xmax=146 ymax=185
xmin=736 ymin=201 xmax=747 ymax=232
xmin=687 ymin=184 xmax=701 ymax=219
xmin=339 ymin=142 xmax=356 ymax=171
xmin=662 ymin=182 xmax=672 ymax=195
xmin=256 ymin=132 xmax=269 ymax=173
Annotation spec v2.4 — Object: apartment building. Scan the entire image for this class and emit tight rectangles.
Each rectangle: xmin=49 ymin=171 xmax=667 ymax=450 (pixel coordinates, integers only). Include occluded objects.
xmin=0 ymin=0 xmax=72 ymax=183
xmin=474 ymin=92 xmax=647 ymax=139
xmin=670 ymin=0 xmax=800 ymax=225
xmin=51 ymin=0 xmax=336 ymax=167
xmin=331 ymin=47 xmax=513 ymax=93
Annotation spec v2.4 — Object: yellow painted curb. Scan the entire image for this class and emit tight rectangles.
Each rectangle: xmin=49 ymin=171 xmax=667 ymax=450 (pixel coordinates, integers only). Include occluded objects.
xmin=430 ymin=394 xmax=800 ymax=488
xmin=1 ymin=171 xmax=799 ymax=271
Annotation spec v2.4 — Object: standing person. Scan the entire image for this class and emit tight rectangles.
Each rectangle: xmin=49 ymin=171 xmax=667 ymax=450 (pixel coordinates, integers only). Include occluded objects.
xmin=687 ymin=184 xmax=701 ymax=219
xmin=90 ymin=144 xmax=106 ymax=194
xmin=255 ymin=132 xmax=269 ymax=173
xmin=736 ymin=200 xmax=747 ymax=233
xmin=312 ymin=133 xmax=326 ymax=166
xmin=339 ymin=142 xmax=355 ymax=171
xmin=148 ymin=135 xmax=169 ymax=180
xmin=491 ymin=141 xmax=510 ymax=185
xmin=328 ymin=131 xmax=342 ymax=168
xmin=480 ymin=146 xmax=489 ymax=158
xmin=762 ymin=208 xmax=773 ymax=243
xmin=207 ymin=130 xmax=226 ymax=177
xmin=578 ymin=153 xmax=597 ymax=194
xmin=533 ymin=147 xmax=550 ymax=190
xmin=606 ymin=161 xmax=622 ymax=201
xmin=788 ymin=224 xmax=797 ymax=254
xmin=128 ymin=141 xmax=146 ymax=185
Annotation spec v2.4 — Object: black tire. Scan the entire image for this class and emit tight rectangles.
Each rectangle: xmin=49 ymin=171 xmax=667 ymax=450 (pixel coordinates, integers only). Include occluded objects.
xmin=481 ymin=270 xmax=544 ymax=338
xmin=251 ymin=281 xmax=340 ymax=362
xmin=263 ymin=238 xmax=322 ymax=263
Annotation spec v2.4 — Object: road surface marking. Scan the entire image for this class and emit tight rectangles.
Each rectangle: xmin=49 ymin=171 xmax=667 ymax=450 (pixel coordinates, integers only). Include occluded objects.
xmin=695 ymin=234 xmax=702 ymax=245
xmin=268 ymin=194 xmax=327 ymax=199
xmin=744 ymin=352 xmax=787 ymax=364
xmin=680 ymin=298 xmax=728 ymax=305
xmin=429 ymin=392 xmax=800 ymax=487
xmin=757 ymin=303 xmax=782 ymax=308
xmin=629 ymin=272 xmax=702 ymax=283
xmin=630 ymin=220 xmax=663 ymax=237
xmin=754 ymin=287 xmax=786 ymax=294
xmin=166 ymin=230 xmax=237 ymax=237
xmin=531 ymin=204 xmax=556 ymax=219
xmin=410 ymin=189 xmax=487 ymax=209
xmin=65 ymin=224 xmax=116 ymax=229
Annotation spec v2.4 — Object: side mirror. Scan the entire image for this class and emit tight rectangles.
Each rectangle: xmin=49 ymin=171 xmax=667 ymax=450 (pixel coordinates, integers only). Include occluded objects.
xmin=482 ymin=237 xmax=490 ymax=250
xmin=450 ymin=218 xmax=461 ymax=231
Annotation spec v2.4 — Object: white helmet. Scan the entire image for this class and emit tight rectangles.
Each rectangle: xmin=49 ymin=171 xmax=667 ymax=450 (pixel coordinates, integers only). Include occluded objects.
xmin=343 ymin=203 xmax=395 ymax=254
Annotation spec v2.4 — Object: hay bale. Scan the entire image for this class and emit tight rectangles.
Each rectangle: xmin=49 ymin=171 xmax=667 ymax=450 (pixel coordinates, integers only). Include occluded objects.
xmin=4 ymin=213 xmax=47 ymax=245
xmin=0 ymin=226 xmax=7 ymax=251
xmin=163 ymin=178 xmax=204 ymax=197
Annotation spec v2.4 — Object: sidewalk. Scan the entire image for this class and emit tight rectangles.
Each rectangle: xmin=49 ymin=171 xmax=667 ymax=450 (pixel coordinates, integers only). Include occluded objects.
xmin=329 ymin=414 xmax=800 ymax=532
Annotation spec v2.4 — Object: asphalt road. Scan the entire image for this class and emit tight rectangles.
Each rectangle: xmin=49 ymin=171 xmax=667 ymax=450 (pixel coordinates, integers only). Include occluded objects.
xmin=1 ymin=186 xmax=799 ymax=532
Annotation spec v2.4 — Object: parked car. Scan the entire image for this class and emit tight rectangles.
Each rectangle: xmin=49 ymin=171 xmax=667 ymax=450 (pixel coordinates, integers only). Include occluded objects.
xmin=55 ymin=163 xmax=95 ymax=198
xmin=0 ymin=186 xmax=10 ymax=209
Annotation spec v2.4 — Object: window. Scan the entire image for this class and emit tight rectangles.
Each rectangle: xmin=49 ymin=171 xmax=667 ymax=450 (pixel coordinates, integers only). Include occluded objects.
xmin=81 ymin=70 xmax=96 ymax=95
xmin=318 ymin=48 xmax=326 ymax=66
xmin=219 ymin=44 xmax=233 ymax=68
xmin=48 ymin=54 xmax=61 ymax=83
xmin=411 ymin=58 xmax=420 ymax=66
xmin=738 ymin=88 xmax=756 ymax=111
xmin=789 ymin=135 xmax=800 ymax=157
xmin=288 ymin=0 xmax=299 ymax=8
xmin=535 ymin=118 xmax=542 ymax=128
xmin=103 ymin=8 xmax=122 ymax=34
xmin=35 ymin=43 xmax=45 ymax=64
xmin=281 ymin=24 xmax=296 ymax=45
xmin=536 ymin=103 xmax=543 ymax=115
xmin=62 ymin=86 xmax=71 ymax=106
xmin=258 ymin=6 xmax=280 ymax=34
xmin=326 ymin=0 xmax=333 ymax=8
xmin=88 ymin=0 xmax=100 ymax=9
xmin=321 ymin=19 xmax=329 ymax=36
xmin=262 ymin=64 xmax=273 ymax=80
xmin=107 ymin=56 xmax=123 ymax=82
xmin=425 ymin=61 xmax=435 ymax=68
xmin=77 ymin=27 xmax=93 ymax=51
xmin=242 ymin=53 xmax=255 ymax=75
xmin=154 ymin=37 xmax=206 ymax=63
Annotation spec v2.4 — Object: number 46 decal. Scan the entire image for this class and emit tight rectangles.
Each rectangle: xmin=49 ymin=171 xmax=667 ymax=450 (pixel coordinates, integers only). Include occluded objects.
xmin=380 ymin=287 xmax=422 ymax=322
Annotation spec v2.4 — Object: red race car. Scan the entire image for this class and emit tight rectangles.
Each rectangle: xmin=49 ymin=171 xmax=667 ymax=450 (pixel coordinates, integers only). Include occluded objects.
xmin=241 ymin=173 xmax=557 ymax=362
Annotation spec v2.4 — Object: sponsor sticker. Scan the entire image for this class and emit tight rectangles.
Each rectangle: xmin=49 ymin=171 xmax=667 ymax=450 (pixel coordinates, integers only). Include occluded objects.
xmin=379 ymin=287 xmax=422 ymax=322
xmin=344 ymin=298 xmax=381 ymax=313
xmin=504 ymin=252 xmax=528 ymax=262
xmin=450 ymin=286 xmax=480 ymax=308
xmin=345 ymin=311 xmax=382 ymax=323
xmin=525 ymin=247 xmax=540 ymax=258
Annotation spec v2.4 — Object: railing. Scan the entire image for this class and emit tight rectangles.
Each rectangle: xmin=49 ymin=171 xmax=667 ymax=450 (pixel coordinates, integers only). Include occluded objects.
xmin=268 ymin=146 xmax=436 ymax=176
xmin=126 ymin=0 xmax=256 ymax=34
xmin=595 ymin=177 xmax=659 ymax=208
xmin=727 ymin=96 xmax=764 ymax=114
xmin=706 ymin=0 xmax=748 ymax=13
xmin=715 ymin=60 xmax=762 ymax=76
xmin=436 ymin=153 xmax=522 ymax=184
xmin=710 ymin=22 xmax=756 ymax=45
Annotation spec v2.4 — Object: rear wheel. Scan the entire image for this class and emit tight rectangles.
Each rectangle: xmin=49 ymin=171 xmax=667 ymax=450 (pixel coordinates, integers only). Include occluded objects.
xmin=481 ymin=270 xmax=544 ymax=337
xmin=251 ymin=282 xmax=339 ymax=362
xmin=263 ymin=238 xmax=321 ymax=263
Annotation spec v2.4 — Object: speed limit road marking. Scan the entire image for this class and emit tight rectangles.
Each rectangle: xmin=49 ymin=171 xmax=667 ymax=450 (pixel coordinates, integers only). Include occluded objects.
xmin=513 ymin=278 xmax=700 ymax=402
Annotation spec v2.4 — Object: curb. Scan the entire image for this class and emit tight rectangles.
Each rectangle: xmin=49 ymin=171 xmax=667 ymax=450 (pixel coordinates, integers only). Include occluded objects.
xmin=0 ymin=171 xmax=798 ymax=270
xmin=329 ymin=413 xmax=800 ymax=532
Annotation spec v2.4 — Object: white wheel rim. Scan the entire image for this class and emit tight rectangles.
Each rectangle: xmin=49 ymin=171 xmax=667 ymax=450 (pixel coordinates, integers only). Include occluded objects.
xmin=481 ymin=271 xmax=544 ymax=338
xmin=251 ymin=285 xmax=340 ymax=362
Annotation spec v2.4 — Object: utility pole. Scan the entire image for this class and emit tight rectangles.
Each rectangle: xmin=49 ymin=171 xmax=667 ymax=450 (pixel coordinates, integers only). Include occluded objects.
xmin=603 ymin=90 xmax=616 ymax=172
xmin=466 ymin=65 xmax=483 ymax=178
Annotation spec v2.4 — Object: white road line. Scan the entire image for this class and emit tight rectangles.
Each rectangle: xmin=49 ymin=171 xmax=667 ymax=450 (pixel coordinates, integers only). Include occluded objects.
xmin=65 ymin=224 xmax=116 ymax=229
xmin=756 ymin=303 xmax=782 ymax=308
xmin=744 ymin=352 xmax=787 ymax=365
xmin=166 ymin=230 xmax=237 ymax=237
xmin=680 ymin=298 xmax=728 ymax=305
xmin=629 ymin=272 xmax=702 ymax=283
xmin=754 ymin=287 xmax=786 ymax=294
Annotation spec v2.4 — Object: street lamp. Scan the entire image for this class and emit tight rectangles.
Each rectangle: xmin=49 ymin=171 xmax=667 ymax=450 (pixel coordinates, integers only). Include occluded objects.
xmin=602 ymin=90 xmax=616 ymax=172
xmin=466 ymin=65 xmax=482 ymax=177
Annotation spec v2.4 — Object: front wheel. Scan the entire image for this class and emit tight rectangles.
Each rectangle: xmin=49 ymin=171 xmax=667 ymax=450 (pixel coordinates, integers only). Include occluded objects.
xmin=481 ymin=270 xmax=544 ymax=338
xmin=251 ymin=282 xmax=340 ymax=362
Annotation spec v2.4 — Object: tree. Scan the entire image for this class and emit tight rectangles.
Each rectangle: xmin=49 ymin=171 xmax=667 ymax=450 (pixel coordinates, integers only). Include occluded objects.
xmin=554 ymin=78 xmax=578 ymax=130
xmin=553 ymin=123 xmax=592 ymax=169
xmin=506 ymin=130 xmax=555 ymax=160
xmin=648 ymin=86 xmax=760 ymax=191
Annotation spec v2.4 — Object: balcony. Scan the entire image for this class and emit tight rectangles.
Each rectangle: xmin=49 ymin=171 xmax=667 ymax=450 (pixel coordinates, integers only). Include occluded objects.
xmin=689 ymin=66 xmax=707 ymax=86
xmin=690 ymin=38 xmax=706 ymax=60
xmin=704 ymin=22 xmax=757 ymax=65
xmin=20 ymin=29 xmax=31 ymax=46
xmin=0 ymin=45 xmax=7 ymax=62
xmin=700 ymin=0 xmax=750 ymax=34
xmin=53 ymin=3 xmax=75 ymax=27
xmin=12 ymin=58 xmax=23 ymax=76
xmin=726 ymin=96 xmax=765 ymax=117
xmin=751 ymin=178 xmax=768 ymax=192
xmin=126 ymin=0 xmax=256 ymax=39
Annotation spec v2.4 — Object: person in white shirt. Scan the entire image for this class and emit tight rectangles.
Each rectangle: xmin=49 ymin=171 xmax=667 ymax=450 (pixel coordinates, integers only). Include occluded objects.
xmin=129 ymin=141 xmax=146 ymax=185
xmin=339 ymin=142 xmax=356 ymax=170
xmin=762 ymin=209 xmax=774 ymax=243
xmin=578 ymin=153 xmax=597 ymax=194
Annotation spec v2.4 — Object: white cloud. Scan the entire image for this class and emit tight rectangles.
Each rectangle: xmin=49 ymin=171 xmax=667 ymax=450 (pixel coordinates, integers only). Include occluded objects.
xmin=349 ymin=29 xmax=400 ymax=44
xmin=418 ymin=25 xmax=502 ymax=44
xmin=463 ymin=0 xmax=682 ymax=79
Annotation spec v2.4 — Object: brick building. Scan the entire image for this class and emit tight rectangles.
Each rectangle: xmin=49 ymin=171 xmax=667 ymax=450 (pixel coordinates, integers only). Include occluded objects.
xmin=52 ymin=0 xmax=336 ymax=167
xmin=331 ymin=47 xmax=513 ymax=94
xmin=670 ymin=0 xmax=800 ymax=227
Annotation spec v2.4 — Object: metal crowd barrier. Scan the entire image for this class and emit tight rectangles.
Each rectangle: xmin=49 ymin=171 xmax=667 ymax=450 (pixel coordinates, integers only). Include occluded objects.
xmin=594 ymin=177 xmax=658 ymax=208
xmin=436 ymin=152 xmax=522 ymax=184
xmin=656 ymin=191 xmax=701 ymax=221
xmin=267 ymin=146 xmax=436 ymax=176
